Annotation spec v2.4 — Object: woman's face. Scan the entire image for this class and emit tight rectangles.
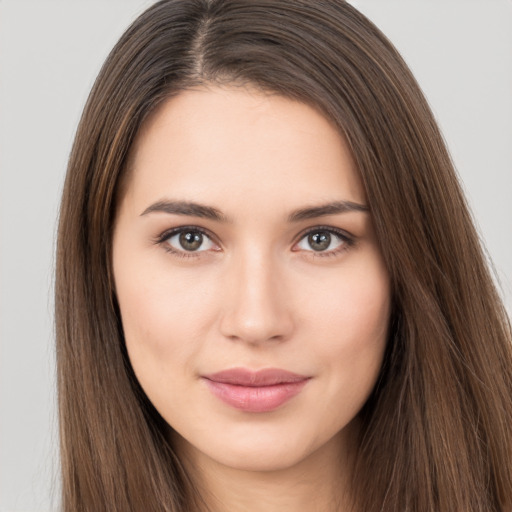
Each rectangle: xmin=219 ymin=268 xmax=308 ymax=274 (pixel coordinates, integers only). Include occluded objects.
xmin=113 ymin=86 xmax=391 ymax=473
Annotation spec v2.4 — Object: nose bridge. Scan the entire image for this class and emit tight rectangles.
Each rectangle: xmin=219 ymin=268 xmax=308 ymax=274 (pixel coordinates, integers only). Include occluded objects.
xmin=219 ymin=244 xmax=293 ymax=344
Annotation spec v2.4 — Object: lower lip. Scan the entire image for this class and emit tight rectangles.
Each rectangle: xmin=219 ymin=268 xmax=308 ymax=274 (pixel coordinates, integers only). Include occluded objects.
xmin=203 ymin=379 xmax=309 ymax=413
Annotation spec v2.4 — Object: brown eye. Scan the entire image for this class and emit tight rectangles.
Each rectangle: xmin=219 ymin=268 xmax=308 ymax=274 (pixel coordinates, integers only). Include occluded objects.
xmin=179 ymin=231 xmax=203 ymax=251
xmin=308 ymin=232 xmax=331 ymax=251
xmin=163 ymin=228 xmax=217 ymax=253
xmin=294 ymin=228 xmax=350 ymax=255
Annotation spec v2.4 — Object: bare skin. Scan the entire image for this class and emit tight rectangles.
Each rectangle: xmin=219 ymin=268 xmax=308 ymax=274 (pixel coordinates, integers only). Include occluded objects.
xmin=113 ymin=85 xmax=391 ymax=511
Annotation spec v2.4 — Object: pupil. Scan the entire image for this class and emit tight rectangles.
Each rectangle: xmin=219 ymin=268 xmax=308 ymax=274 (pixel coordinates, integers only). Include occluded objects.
xmin=308 ymin=232 xmax=331 ymax=251
xmin=179 ymin=231 xmax=203 ymax=251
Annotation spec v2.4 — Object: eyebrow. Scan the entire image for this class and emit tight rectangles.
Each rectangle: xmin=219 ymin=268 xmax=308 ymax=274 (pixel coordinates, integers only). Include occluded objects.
xmin=140 ymin=199 xmax=369 ymax=222
xmin=287 ymin=200 xmax=369 ymax=222
xmin=140 ymin=200 xmax=227 ymax=221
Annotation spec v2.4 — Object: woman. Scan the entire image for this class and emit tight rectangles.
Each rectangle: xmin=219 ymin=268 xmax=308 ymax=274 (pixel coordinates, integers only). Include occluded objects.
xmin=55 ymin=1 xmax=512 ymax=511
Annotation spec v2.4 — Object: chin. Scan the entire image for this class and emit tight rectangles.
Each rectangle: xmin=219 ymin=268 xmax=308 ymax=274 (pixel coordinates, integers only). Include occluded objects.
xmin=212 ymin=444 xmax=311 ymax=473
xmin=171 ymin=420 xmax=348 ymax=475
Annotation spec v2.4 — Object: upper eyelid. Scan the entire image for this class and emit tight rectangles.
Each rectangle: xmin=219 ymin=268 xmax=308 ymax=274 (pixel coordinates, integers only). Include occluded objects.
xmin=294 ymin=225 xmax=354 ymax=243
xmin=156 ymin=225 xmax=216 ymax=244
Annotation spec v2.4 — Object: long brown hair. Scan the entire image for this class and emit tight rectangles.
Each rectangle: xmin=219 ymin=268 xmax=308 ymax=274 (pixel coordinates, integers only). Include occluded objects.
xmin=55 ymin=1 xmax=512 ymax=510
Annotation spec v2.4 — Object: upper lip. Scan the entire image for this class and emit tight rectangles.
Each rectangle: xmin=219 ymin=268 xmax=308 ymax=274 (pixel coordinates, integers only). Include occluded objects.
xmin=203 ymin=368 xmax=310 ymax=387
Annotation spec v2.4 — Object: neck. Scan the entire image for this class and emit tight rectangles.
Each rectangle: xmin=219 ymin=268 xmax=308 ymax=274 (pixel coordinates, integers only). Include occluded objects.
xmin=174 ymin=425 xmax=358 ymax=512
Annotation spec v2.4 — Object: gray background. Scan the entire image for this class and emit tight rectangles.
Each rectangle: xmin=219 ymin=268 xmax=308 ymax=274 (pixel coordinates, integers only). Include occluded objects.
xmin=1 ymin=1 xmax=510 ymax=510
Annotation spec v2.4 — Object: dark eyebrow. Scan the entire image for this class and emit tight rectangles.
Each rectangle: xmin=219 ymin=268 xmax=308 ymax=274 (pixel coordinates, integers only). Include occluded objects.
xmin=140 ymin=200 xmax=227 ymax=222
xmin=288 ymin=200 xmax=369 ymax=222
xmin=140 ymin=199 xmax=368 ymax=223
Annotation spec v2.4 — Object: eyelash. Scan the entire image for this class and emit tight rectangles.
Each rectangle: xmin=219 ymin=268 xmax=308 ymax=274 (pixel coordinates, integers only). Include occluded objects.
xmin=154 ymin=226 xmax=217 ymax=259
xmin=154 ymin=225 xmax=355 ymax=259
xmin=293 ymin=225 xmax=355 ymax=258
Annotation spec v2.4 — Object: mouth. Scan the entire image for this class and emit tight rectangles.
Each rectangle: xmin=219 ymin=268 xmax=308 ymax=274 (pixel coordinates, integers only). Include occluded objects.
xmin=202 ymin=368 xmax=311 ymax=413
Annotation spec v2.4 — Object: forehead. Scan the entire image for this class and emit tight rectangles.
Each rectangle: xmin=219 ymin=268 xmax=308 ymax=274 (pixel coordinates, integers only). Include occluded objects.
xmin=124 ymin=85 xmax=366 ymax=215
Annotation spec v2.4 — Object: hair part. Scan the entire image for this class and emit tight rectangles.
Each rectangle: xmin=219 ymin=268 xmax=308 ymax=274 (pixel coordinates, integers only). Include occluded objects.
xmin=56 ymin=1 xmax=512 ymax=510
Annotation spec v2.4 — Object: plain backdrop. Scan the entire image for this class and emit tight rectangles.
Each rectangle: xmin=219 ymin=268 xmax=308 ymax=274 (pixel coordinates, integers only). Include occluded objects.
xmin=0 ymin=1 xmax=511 ymax=510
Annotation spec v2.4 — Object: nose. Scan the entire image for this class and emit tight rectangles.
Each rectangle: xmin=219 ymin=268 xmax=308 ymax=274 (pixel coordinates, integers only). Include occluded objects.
xmin=219 ymin=250 xmax=294 ymax=345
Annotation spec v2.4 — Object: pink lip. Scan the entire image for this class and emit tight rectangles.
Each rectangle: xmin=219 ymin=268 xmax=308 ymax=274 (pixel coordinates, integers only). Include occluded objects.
xmin=202 ymin=368 xmax=310 ymax=413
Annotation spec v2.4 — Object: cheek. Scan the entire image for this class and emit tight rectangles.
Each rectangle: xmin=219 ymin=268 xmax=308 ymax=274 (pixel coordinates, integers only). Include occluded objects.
xmin=113 ymin=253 xmax=220 ymax=382
xmin=300 ymin=261 xmax=390 ymax=432
xmin=301 ymin=254 xmax=390 ymax=382
xmin=311 ymin=258 xmax=390 ymax=336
